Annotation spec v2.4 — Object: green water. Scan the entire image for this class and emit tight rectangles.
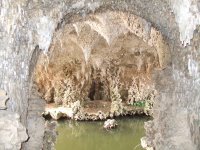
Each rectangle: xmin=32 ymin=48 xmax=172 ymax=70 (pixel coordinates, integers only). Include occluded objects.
xmin=55 ymin=117 xmax=148 ymax=150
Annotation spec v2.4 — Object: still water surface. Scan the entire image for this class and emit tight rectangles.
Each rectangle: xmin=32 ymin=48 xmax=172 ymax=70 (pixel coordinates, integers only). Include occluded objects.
xmin=55 ymin=117 xmax=148 ymax=150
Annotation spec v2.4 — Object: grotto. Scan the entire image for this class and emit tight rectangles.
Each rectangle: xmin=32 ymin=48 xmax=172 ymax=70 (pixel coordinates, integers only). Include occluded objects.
xmin=35 ymin=11 xmax=170 ymax=121
xmin=0 ymin=0 xmax=200 ymax=150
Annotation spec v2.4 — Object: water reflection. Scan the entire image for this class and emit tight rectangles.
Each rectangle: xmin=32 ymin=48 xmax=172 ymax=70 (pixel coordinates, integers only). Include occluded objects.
xmin=55 ymin=117 xmax=149 ymax=150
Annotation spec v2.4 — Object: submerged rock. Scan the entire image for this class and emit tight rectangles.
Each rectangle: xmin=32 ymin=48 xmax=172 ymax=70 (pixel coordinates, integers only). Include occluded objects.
xmin=103 ymin=119 xmax=118 ymax=129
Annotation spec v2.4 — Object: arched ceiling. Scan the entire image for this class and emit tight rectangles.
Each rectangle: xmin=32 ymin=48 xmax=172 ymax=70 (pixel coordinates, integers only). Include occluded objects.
xmin=34 ymin=11 xmax=171 ymax=104
xmin=35 ymin=10 xmax=171 ymax=83
xmin=46 ymin=11 xmax=170 ymax=71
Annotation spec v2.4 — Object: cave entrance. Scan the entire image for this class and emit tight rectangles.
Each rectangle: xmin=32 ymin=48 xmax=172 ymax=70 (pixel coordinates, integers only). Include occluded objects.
xmin=88 ymin=79 xmax=104 ymax=101
xmin=33 ymin=11 xmax=170 ymax=121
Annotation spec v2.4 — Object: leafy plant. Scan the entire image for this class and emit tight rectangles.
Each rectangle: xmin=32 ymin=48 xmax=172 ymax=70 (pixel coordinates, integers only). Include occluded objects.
xmin=132 ymin=101 xmax=146 ymax=107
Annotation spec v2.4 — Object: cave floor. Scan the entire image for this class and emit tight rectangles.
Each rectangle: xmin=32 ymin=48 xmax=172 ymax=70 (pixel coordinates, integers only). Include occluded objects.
xmin=45 ymin=100 xmax=112 ymax=114
xmin=82 ymin=100 xmax=111 ymax=114
xmin=82 ymin=100 xmax=144 ymax=114
xmin=45 ymin=100 xmax=144 ymax=120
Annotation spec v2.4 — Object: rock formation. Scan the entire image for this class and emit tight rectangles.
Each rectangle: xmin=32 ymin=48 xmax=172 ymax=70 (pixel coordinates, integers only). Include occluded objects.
xmin=33 ymin=11 xmax=162 ymax=120
xmin=0 ymin=111 xmax=28 ymax=150
xmin=103 ymin=119 xmax=118 ymax=129
xmin=0 ymin=90 xmax=28 ymax=150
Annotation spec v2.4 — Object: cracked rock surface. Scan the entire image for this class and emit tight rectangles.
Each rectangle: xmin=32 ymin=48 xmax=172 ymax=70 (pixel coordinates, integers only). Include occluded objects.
xmin=0 ymin=0 xmax=200 ymax=150
xmin=0 ymin=111 xmax=28 ymax=150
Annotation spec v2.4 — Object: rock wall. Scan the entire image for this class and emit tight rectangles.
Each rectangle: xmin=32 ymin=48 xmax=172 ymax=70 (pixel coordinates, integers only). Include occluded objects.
xmin=0 ymin=111 xmax=28 ymax=150
xmin=0 ymin=90 xmax=28 ymax=150
xmin=0 ymin=0 xmax=199 ymax=150
xmin=146 ymin=28 xmax=200 ymax=150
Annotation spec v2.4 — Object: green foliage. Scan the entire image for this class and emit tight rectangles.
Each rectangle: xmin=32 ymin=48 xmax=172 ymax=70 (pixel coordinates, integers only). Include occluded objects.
xmin=128 ymin=98 xmax=154 ymax=115
xmin=131 ymin=100 xmax=146 ymax=107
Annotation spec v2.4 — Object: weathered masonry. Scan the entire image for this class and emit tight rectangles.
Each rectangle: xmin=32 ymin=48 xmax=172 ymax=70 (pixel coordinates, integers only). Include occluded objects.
xmin=0 ymin=0 xmax=199 ymax=150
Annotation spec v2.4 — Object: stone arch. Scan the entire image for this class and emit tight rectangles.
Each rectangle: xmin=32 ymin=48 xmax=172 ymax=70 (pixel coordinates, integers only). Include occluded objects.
xmin=16 ymin=2 xmax=198 ymax=150
xmin=31 ymin=10 xmax=171 ymax=120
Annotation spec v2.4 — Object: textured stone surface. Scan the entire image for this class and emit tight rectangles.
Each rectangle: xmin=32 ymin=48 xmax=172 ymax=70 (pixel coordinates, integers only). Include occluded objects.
xmin=103 ymin=119 xmax=118 ymax=129
xmin=44 ymin=107 xmax=74 ymax=120
xmin=0 ymin=0 xmax=199 ymax=150
xmin=34 ymin=11 xmax=164 ymax=119
xmin=0 ymin=111 xmax=28 ymax=150
xmin=0 ymin=89 xmax=9 ymax=110
xmin=169 ymin=0 xmax=200 ymax=46
xmin=22 ymin=87 xmax=46 ymax=150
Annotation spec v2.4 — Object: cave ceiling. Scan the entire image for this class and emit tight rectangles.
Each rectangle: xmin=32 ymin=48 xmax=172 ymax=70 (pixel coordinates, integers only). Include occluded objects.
xmin=38 ymin=11 xmax=170 ymax=73
xmin=34 ymin=11 xmax=171 ymax=102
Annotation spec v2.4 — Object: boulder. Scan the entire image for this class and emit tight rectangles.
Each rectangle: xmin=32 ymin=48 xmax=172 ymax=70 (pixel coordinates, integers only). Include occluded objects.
xmin=44 ymin=107 xmax=74 ymax=120
xmin=103 ymin=119 xmax=118 ymax=129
